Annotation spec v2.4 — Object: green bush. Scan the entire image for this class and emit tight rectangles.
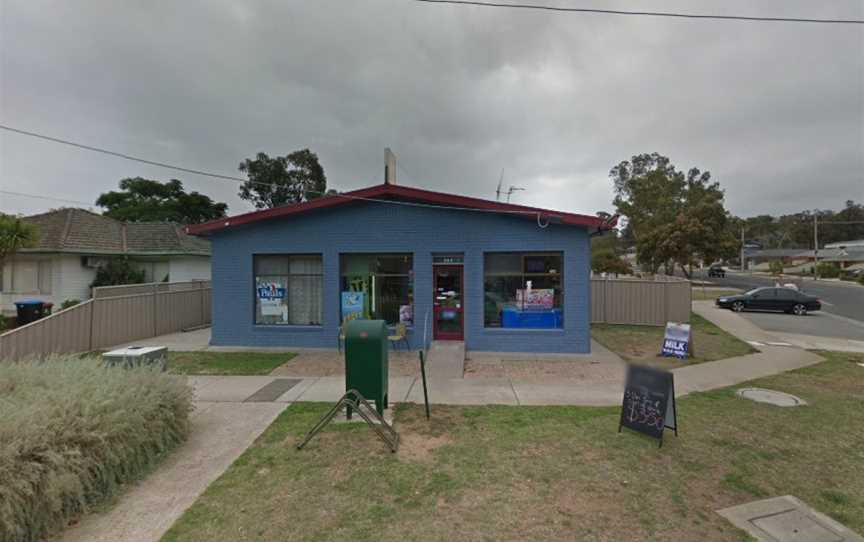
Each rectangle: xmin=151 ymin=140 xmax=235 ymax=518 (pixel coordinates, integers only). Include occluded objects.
xmin=0 ymin=357 xmax=192 ymax=541
xmin=816 ymin=262 xmax=840 ymax=278
xmin=768 ymin=260 xmax=784 ymax=275
xmin=90 ymin=258 xmax=146 ymax=288
xmin=59 ymin=298 xmax=81 ymax=310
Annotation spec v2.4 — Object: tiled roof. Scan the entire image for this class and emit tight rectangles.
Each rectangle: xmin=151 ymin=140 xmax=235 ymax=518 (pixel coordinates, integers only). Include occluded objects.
xmin=20 ymin=208 xmax=210 ymax=256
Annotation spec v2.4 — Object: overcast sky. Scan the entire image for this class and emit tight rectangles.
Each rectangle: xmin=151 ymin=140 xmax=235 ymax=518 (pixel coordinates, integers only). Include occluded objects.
xmin=1 ymin=0 xmax=862 ymax=220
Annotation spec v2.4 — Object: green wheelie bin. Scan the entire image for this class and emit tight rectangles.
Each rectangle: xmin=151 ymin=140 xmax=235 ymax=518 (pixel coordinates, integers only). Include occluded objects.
xmin=344 ymin=319 xmax=389 ymax=416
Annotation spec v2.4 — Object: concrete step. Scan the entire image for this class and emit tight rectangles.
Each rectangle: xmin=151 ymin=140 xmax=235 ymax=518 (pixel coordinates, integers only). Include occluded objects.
xmin=425 ymin=341 xmax=465 ymax=379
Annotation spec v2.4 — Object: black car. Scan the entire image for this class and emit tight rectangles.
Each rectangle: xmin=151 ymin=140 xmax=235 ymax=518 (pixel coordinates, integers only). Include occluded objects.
xmin=707 ymin=265 xmax=726 ymax=278
xmin=715 ymin=287 xmax=820 ymax=316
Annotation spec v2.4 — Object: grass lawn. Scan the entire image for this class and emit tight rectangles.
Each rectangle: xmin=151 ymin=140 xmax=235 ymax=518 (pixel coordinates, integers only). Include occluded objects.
xmin=692 ymin=288 xmax=742 ymax=301
xmin=167 ymin=352 xmax=296 ymax=376
xmin=162 ymin=352 xmax=864 ymax=541
xmin=591 ymin=313 xmax=756 ymax=368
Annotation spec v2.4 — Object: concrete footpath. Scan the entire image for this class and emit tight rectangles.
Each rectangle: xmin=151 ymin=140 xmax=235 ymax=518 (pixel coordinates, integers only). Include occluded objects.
xmin=59 ymin=401 xmax=286 ymax=542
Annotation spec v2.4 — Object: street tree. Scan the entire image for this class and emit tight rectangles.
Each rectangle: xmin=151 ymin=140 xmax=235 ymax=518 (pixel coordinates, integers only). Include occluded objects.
xmin=96 ymin=178 xmax=228 ymax=224
xmin=591 ymin=231 xmax=632 ymax=275
xmin=238 ymin=150 xmax=327 ymax=209
xmin=611 ymin=153 xmax=737 ymax=276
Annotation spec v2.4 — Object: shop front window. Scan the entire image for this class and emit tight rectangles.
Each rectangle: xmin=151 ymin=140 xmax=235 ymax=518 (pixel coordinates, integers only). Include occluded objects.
xmin=484 ymin=252 xmax=563 ymax=328
xmin=340 ymin=254 xmax=413 ymax=324
xmin=254 ymin=254 xmax=323 ymax=325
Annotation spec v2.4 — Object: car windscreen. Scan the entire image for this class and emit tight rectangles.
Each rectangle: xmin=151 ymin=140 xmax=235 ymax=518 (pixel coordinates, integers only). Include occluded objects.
xmin=744 ymin=288 xmax=762 ymax=296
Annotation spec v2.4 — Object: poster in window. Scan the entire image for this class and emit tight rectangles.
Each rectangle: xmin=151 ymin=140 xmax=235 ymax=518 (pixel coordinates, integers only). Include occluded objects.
xmin=341 ymin=291 xmax=365 ymax=320
xmin=516 ymin=288 xmax=554 ymax=309
xmin=258 ymin=281 xmax=286 ymax=317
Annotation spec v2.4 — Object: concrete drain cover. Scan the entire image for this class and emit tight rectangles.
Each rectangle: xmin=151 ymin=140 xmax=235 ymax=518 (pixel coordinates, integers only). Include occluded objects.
xmin=718 ymin=495 xmax=863 ymax=541
xmin=737 ymin=388 xmax=806 ymax=407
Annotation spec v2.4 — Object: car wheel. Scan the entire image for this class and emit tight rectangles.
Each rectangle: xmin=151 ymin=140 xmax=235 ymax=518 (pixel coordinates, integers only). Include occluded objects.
xmin=792 ymin=304 xmax=807 ymax=316
xmin=732 ymin=301 xmax=744 ymax=312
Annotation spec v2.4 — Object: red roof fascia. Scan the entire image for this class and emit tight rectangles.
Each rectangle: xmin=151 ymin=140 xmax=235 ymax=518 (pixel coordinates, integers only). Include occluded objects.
xmin=186 ymin=183 xmax=612 ymax=235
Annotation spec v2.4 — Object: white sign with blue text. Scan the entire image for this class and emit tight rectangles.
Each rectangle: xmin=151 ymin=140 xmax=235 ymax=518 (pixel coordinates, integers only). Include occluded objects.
xmin=660 ymin=322 xmax=692 ymax=359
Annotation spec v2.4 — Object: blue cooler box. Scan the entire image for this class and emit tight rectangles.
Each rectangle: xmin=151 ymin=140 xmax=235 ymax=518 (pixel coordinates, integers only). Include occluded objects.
xmin=501 ymin=307 xmax=562 ymax=328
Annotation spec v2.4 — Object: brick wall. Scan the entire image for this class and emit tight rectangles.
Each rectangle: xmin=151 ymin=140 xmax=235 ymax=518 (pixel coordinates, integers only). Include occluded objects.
xmin=209 ymin=200 xmax=591 ymax=353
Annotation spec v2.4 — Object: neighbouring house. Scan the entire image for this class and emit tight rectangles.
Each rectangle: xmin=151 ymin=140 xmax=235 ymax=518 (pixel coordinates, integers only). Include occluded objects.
xmin=1 ymin=208 xmax=211 ymax=314
xmin=188 ymin=182 xmax=614 ymax=353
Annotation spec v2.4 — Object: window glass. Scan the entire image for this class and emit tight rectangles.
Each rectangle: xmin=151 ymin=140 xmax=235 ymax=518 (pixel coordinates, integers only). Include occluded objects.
xmin=484 ymin=252 xmax=563 ymax=328
xmin=340 ymin=254 xmax=413 ymax=324
xmin=254 ymin=255 xmax=323 ymax=325
xmin=776 ymin=289 xmax=797 ymax=300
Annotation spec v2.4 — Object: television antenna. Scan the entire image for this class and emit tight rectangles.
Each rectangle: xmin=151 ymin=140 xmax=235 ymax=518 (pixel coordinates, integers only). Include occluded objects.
xmin=505 ymin=186 xmax=525 ymax=202
xmin=495 ymin=169 xmax=505 ymax=201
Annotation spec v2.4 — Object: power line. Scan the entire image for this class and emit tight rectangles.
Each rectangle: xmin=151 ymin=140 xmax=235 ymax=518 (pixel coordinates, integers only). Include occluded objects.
xmin=412 ymin=0 xmax=864 ymax=24
xmin=0 ymin=124 xmax=580 ymax=221
xmin=0 ymin=189 xmax=97 ymax=207
xmin=0 ymin=124 xmax=250 ymax=183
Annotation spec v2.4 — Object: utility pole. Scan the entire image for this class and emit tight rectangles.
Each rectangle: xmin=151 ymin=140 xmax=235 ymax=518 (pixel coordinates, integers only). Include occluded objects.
xmin=813 ymin=214 xmax=819 ymax=280
xmin=740 ymin=226 xmax=745 ymax=272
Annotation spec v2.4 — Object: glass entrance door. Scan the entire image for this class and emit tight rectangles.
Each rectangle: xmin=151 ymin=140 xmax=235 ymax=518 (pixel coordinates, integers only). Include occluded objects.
xmin=433 ymin=265 xmax=463 ymax=340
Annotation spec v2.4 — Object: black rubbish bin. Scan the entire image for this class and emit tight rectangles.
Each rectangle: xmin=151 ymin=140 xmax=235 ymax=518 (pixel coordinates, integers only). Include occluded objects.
xmin=14 ymin=300 xmax=47 ymax=326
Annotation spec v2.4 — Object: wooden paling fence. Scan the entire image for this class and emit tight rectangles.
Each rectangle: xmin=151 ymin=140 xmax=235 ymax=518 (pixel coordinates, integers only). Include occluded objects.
xmin=0 ymin=280 xmax=211 ymax=361
xmin=591 ymin=276 xmax=691 ymax=326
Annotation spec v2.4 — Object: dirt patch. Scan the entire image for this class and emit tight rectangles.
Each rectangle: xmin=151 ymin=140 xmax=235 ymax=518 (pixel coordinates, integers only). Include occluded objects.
xmin=270 ymin=351 xmax=420 ymax=377
xmin=463 ymin=357 xmax=506 ymax=378
xmin=503 ymin=360 xmax=625 ymax=383
xmin=398 ymin=431 xmax=454 ymax=463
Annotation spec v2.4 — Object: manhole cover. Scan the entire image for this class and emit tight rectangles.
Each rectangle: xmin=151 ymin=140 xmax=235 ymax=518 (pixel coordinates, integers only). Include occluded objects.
xmin=737 ymin=388 xmax=806 ymax=407
xmin=718 ymin=495 xmax=864 ymax=542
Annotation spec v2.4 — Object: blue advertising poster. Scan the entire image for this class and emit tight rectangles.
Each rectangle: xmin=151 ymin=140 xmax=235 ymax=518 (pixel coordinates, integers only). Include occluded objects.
xmin=341 ymin=291 xmax=364 ymax=320
xmin=660 ymin=322 xmax=691 ymax=359
xmin=257 ymin=282 xmax=285 ymax=300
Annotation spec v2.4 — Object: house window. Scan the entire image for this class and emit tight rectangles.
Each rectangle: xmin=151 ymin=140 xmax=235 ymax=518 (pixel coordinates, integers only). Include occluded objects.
xmin=340 ymin=254 xmax=413 ymax=324
xmin=1 ymin=260 xmax=52 ymax=294
xmin=484 ymin=252 xmax=563 ymax=328
xmin=254 ymin=255 xmax=323 ymax=325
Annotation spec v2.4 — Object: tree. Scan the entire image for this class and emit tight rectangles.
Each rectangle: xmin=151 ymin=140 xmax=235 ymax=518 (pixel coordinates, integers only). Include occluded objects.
xmin=90 ymin=258 xmax=146 ymax=288
xmin=591 ymin=231 xmax=632 ymax=275
xmin=238 ymin=150 xmax=327 ymax=209
xmin=0 ymin=213 xmax=39 ymax=268
xmin=611 ymin=153 xmax=737 ymax=276
xmin=96 ymin=178 xmax=228 ymax=224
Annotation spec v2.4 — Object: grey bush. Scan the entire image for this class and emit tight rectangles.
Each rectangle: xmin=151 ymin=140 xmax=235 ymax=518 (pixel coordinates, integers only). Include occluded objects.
xmin=0 ymin=356 xmax=192 ymax=542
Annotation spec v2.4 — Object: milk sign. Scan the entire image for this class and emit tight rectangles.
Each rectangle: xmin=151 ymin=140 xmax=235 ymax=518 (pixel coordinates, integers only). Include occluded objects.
xmin=660 ymin=322 xmax=692 ymax=359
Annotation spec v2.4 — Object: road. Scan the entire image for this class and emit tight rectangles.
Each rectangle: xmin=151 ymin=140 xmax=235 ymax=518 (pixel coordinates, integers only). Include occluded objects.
xmin=699 ymin=271 xmax=864 ymax=341
xmin=705 ymin=271 xmax=864 ymax=323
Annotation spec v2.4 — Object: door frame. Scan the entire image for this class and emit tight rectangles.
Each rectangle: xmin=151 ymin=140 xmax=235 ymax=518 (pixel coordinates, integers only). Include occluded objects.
xmin=432 ymin=264 xmax=464 ymax=340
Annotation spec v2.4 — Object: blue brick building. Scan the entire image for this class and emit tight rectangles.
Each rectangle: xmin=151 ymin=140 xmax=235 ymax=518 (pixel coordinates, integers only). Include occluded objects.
xmin=188 ymin=184 xmax=612 ymax=354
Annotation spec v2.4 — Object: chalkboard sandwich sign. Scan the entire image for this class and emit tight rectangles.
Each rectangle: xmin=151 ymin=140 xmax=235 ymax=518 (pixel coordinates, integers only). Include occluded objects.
xmin=618 ymin=364 xmax=678 ymax=448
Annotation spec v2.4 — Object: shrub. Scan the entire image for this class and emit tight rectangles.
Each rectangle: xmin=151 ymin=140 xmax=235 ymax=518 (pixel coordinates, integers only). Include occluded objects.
xmin=0 ymin=356 xmax=192 ymax=541
xmin=90 ymin=258 xmax=146 ymax=288
xmin=768 ymin=260 xmax=784 ymax=276
xmin=816 ymin=262 xmax=840 ymax=278
xmin=59 ymin=298 xmax=81 ymax=310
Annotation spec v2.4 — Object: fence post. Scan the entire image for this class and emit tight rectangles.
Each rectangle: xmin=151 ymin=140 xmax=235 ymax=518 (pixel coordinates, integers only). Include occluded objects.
xmin=88 ymin=299 xmax=95 ymax=351
xmin=152 ymin=283 xmax=158 ymax=338
xmin=199 ymin=281 xmax=205 ymax=326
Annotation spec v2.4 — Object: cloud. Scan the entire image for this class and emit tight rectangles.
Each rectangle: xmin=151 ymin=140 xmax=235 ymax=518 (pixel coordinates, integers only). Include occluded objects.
xmin=1 ymin=0 xmax=862 ymax=219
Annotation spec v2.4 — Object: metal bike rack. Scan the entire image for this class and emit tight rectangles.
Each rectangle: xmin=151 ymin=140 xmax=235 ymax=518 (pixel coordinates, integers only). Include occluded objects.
xmin=296 ymin=389 xmax=399 ymax=453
